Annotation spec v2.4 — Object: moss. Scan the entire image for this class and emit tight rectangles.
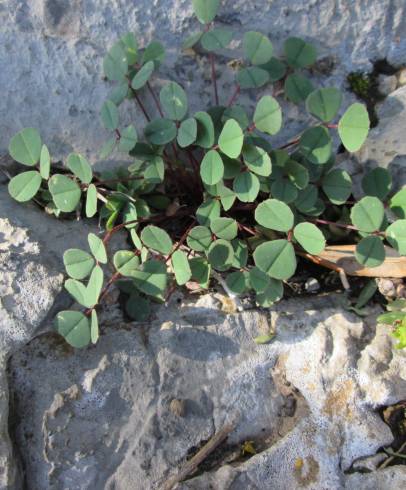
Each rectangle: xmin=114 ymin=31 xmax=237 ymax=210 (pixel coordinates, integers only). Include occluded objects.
xmin=347 ymin=72 xmax=374 ymax=100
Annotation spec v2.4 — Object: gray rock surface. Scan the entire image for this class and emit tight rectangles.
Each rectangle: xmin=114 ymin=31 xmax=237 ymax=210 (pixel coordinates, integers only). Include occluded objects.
xmin=1 ymin=0 xmax=406 ymax=160
xmin=6 ymin=294 xmax=406 ymax=490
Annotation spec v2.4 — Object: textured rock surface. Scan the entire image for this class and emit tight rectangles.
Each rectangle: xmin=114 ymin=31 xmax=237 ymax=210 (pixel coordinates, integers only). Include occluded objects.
xmin=7 ymin=294 xmax=406 ymax=489
xmin=1 ymin=0 xmax=406 ymax=159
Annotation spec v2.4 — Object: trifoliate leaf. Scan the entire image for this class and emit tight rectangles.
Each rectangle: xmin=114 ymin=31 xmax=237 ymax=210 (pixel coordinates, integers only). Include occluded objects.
xmin=40 ymin=144 xmax=51 ymax=179
xmin=131 ymin=259 xmax=168 ymax=297
xmin=207 ymin=239 xmax=234 ymax=271
xmin=141 ymin=225 xmax=173 ymax=255
xmin=192 ymin=0 xmax=220 ymax=24
xmin=362 ymin=167 xmax=392 ymax=200
xmin=103 ymin=42 xmax=128 ymax=81
xmin=118 ymin=125 xmax=138 ymax=152
xmin=390 ymin=188 xmax=406 ymax=219
xmin=233 ymin=171 xmax=260 ymax=202
xmin=243 ymin=31 xmax=273 ymax=65
xmin=218 ymin=119 xmax=244 ymax=158
xmin=55 ymin=311 xmax=90 ymax=348
xmin=172 ymin=250 xmax=192 ymax=285
xmin=67 ymin=153 xmax=93 ymax=184
xmin=255 ymin=198 xmax=294 ymax=232
xmin=253 ymin=239 xmax=297 ymax=280
xmin=63 ymin=249 xmax=95 ymax=280
xmin=200 ymin=150 xmax=224 ymax=185
xmin=201 ymin=28 xmax=233 ymax=51
xmin=196 ymin=198 xmax=221 ymax=226
xmin=386 ymin=220 xmax=406 ymax=255
xmin=237 ymin=67 xmax=270 ymax=89
xmin=160 ymin=82 xmax=188 ymax=121
xmin=226 ymin=271 xmax=246 ymax=294
xmin=293 ymin=222 xmax=326 ymax=254
xmin=306 ymin=87 xmax=342 ymax=122
xmin=131 ymin=61 xmax=154 ymax=90
xmin=49 ymin=174 xmax=81 ymax=212
xmin=187 ymin=226 xmax=213 ymax=251
xmin=350 ymin=196 xmax=385 ymax=232
xmin=300 ymin=126 xmax=332 ymax=165
xmin=249 ymin=266 xmax=270 ymax=293
xmin=284 ymin=74 xmax=314 ymax=104
xmin=177 ymin=117 xmax=197 ymax=147
xmin=256 ymin=279 xmax=283 ymax=306
xmin=100 ymin=100 xmax=119 ymax=130
xmin=355 ymin=235 xmax=385 ymax=267
xmin=195 ymin=111 xmax=215 ymax=148
xmin=9 ymin=128 xmax=42 ymax=166
xmin=88 ymin=233 xmax=107 ymax=264
xmin=8 ymin=171 xmax=42 ymax=202
xmin=114 ymin=250 xmax=141 ymax=276
xmin=144 ymin=119 xmax=177 ymax=145
xmin=322 ymin=169 xmax=352 ymax=205
xmin=210 ymin=217 xmax=238 ymax=240
xmin=243 ymin=145 xmax=272 ymax=177
xmin=338 ymin=103 xmax=370 ymax=152
xmin=284 ymin=37 xmax=317 ymax=68
xmin=253 ymin=95 xmax=282 ymax=135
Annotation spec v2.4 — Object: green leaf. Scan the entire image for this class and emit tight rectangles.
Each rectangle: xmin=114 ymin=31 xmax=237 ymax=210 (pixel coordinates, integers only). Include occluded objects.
xmin=294 ymin=184 xmax=318 ymax=213
xmin=9 ymin=128 xmax=42 ymax=166
xmin=390 ymin=188 xmax=406 ymax=219
xmin=254 ymin=332 xmax=276 ymax=344
xmin=130 ymin=229 xmax=143 ymax=250
xmin=243 ymin=145 xmax=272 ymax=177
xmin=144 ymin=156 xmax=165 ymax=184
xmin=67 ymin=153 xmax=93 ymax=184
xmin=122 ymin=202 xmax=138 ymax=229
xmin=86 ymin=265 xmax=104 ymax=306
xmin=100 ymin=100 xmax=119 ymax=130
xmin=63 ymin=249 xmax=95 ymax=279
xmin=131 ymin=259 xmax=167 ymax=297
xmin=55 ymin=311 xmax=90 ymax=348
xmin=231 ymin=239 xmax=248 ymax=268
xmin=201 ymin=28 xmax=233 ymax=51
xmin=285 ymin=160 xmax=309 ymax=190
xmin=300 ymin=126 xmax=332 ymax=165
xmin=142 ymin=41 xmax=165 ymax=67
xmin=222 ymin=106 xmax=250 ymax=130
xmin=187 ymin=226 xmax=212 ymax=251
xmin=119 ymin=32 xmax=138 ymax=65
xmin=237 ymin=67 xmax=269 ymax=89
xmin=306 ymin=88 xmax=342 ymax=122
xmin=284 ymin=37 xmax=317 ymax=68
xmin=226 ymin=271 xmax=246 ymax=294
xmin=131 ymin=61 xmax=154 ymax=90
xmin=88 ymin=233 xmax=107 ymax=264
xmin=223 ymin=156 xmax=241 ymax=179
xmin=386 ymin=220 xmax=406 ymax=255
xmin=218 ymin=119 xmax=244 ymax=158
xmin=126 ymin=293 xmax=151 ymax=321
xmin=40 ymin=144 xmax=51 ymax=179
xmin=256 ymin=279 xmax=283 ymax=306
xmin=293 ymin=222 xmax=326 ymax=254
xmin=192 ymin=0 xmax=220 ymax=24
xmin=350 ymin=196 xmax=384 ymax=232
xmin=49 ymin=174 xmax=81 ymax=212
xmin=233 ymin=171 xmax=260 ymax=202
xmin=177 ymin=118 xmax=197 ymax=148
xmin=211 ymin=217 xmax=238 ymax=240
xmin=355 ymin=279 xmax=377 ymax=309
xmin=322 ymin=169 xmax=352 ymax=205
xmin=253 ymin=96 xmax=282 ymax=135
xmin=85 ymin=184 xmax=98 ymax=218
xmin=182 ymin=31 xmax=203 ymax=49
xmin=90 ymin=310 xmax=99 ymax=344
xmin=108 ymin=82 xmax=129 ymax=105
xmin=284 ymin=74 xmax=314 ymax=104
xmin=271 ymin=179 xmax=298 ymax=204
xmin=249 ymin=266 xmax=270 ymax=293
xmin=100 ymin=137 xmax=116 ymax=159
xmin=190 ymin=257 xmax=211 ymax=288
xmin=200 ymin=150 xmax=224 ymax=185
xmin=260 ymin=57 xmax=286 ymax=82
xmin=243 ymin=31 xmax=273 ymax=65
xmin=362 ymin=168 xmax=392 ymax=200
xmin=160 ymin=82 xmax=188 ymax=121
xmin=377 ymin=311 xmax=406 ymax=324
xmin=64 ymin=279 xmax=89 ymax=306
xmin=338 ymin=103 xmax=370 ymax=152
xmin=172 ymin=250 xmax=192 ymax=285
xmin=195 ymin=111 xmax=215 ymax=148
xmin=118 ymin=125 xmax=138 ymax=152
xmin=253 ymin=239 xmax=297 ymax=280
xmin=255 ymin=198 xmax=294 ymax=232
xmin=355 ymin=235 xmax=385 ymax=267
xmin=220 ymin=186 xmax=237 ymax=211
xmin=8 ymin=171 xmax=42 ymax=202
xmin=113 ymin=250 xmax=140 ymax=276
xmin=196 ymin=198 xmax=221 ymax=226
xmin=141 ymin=225 xmax=173 ymax=255
xmin=103 ymin=42 xmax=128 ymax=81
xmin=145 ymin=119 xmax=177 ymax=145
xmin=207 ymin=239 xmax=234 ymax=271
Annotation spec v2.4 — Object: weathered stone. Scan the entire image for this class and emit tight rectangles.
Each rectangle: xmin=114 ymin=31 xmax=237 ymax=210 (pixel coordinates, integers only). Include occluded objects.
xmin=345 ymin=466 xmax=406 ymax=489
xmin=378 ymin=74 xmax=398 ymax=96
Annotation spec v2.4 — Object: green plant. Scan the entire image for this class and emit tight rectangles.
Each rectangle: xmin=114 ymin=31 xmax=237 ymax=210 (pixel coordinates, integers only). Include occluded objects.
xmin=6 ymin=0 xmax=406 ymax=348
xmin=377 ymin=299 xmax=406 ymax=349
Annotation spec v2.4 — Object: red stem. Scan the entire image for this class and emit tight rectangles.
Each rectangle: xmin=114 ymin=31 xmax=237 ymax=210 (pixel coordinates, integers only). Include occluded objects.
xmin=132 ymin=90 xmax=151 ymax=122
xmin=166 ymin=220 xmax=196 ymax=263
xmin=147 ymin=81 xmax=164 ymax=118
xmin=227 ymin=85 xmax=240 ymax=107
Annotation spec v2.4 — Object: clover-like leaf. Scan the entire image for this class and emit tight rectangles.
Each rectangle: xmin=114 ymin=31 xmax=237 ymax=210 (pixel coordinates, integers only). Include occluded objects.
xmin=144 ymin=156 xmax=165 ymax=184
xmin=187 ymin=226 xmax=212 ymax=251
xmin=350 ymin=196 xmax=384 ymax=232
xmin=233 ymin=171 xmax=260 ymax=203
xmin=256 ymin=279 xmax=283 ymax=306
xmin=386 ymin=220 xmax=406 ymax=255
xmin=88 ymin=233 xmax=107 ymax=264
xmin=194 ymin=111 xmax=215 ymax=148
xmin=243 ymin=31 xmax=273 ymax=65
xmin=284 ymin=37 xmax=317 ymax=68
xmin=196 ymin=198 xmax=221 ymax=226
xmin=271 ymin=178 xmax=298 ymax=204
xmin=9 ymin=128 xmax=42 ymax=166
xmin=237 ymin=67 xmax=269 ymax=89
xmin=100 ymin=100 xmax=119 ymax=130
xmin=114 ymin=250 xmax=140 ymax=276
xmin=67 ymin=153 xmax=93 ymax=184
xmin=243 ymin=145 xmax=272 ymax=177
xmin=160 ymin=82 xmax=188 ymax=121
xmin=86 ymin=265 xmax=104 ymax=307
xmin=183 ymin=32 xmax=203 ymax=50
xmin=90 ymin=310 xmax=99 ymax=344
xmin=63 ymin=249 xmax=95 ymax=279
xmin=125 ymin=292 xmax=151 ymax=321
xmin=294 ymin=184 xmax=318 ymax=213
xmin=145 ymin=119 xmax=177 ymax=145
xmin=141 ymin=225 xmax=173 ymax=255
xmin=131 ymin=259 xmax=168 ymax=297
xmin=253 ymin=239 xmax=297 ymax=280
xmin=103 ymin=42 xmax=128 ymax=81
xmin=253 ymin=95 xmax=282 ymax=136
xmin=390 ymin=188 xmax=406 ymax=219
xmin=8 ymin=171 xmax=42 ymax=203
xmin=322 ymin=169 xmax=352 ymax=205
xmin=207 ymin=239 xmax=234 ymax=271
xmin=306 ymin=88 xmax=342 ymax=122
xmin=338 ymin=103 xmax=370 ymax=152
xmin=177 ymin=118 xmax=197 ymax=148
xmin=226 ymin=271 xmax=246 ymax=294
xmin=362 ymin=167 xmax=392 ymax=200
xmin=285 ymin=160 xmax=309 ymax=190
xmin=189 ymin=257 xmax=211 ymax=288
xmin=249 ymin=266 xmax=270 ymax=293
xmin=131 ymin=61 xmax=154 ymax=90
xmin=300 ymin=127 xmax=332 ymax=165
xmin=200 ymin=150 xmax=224 ymax=185
xmin=201 ymin=28 xmax=233 ymax=51
xmin=172 ymin=250 xmax=192 ymax=285
xmin=40 ymin=144 xmax=51 ymax=179
xmin=55 ymin=311 xmax=90 ymax=348
xmin=260 ymin=57 xmax=286 ymax=82
xmin=192 ymin=0 xmax=220 ymax=24
xmin=211 ymin=217 xmax=238 ymax=240
xmin=118 ymin=125 xmax=138 ymax=152
xmin=100 ymin=137 xmax=116 ymax=159
xmin=284 ymin=74 xmax=314 ymax=104
xmin=108 ymin=82 xmax=129 ymax=105
xmin=119 ymin=32 xmax=138 ymax=65
xmin=255 ymin=198 xmax=294 ymax=232
xmin=49 ymin=174 xmax=81 ymax=212
xmin=355 ymin=236 xmax=385 ymax=267
xmin=64 ymin=279 xmax=89 ymax=307
xmin=218 ymin=119 xmax=244 ymax=158
xmin=293 ymin=222 xmax=326 ymax=254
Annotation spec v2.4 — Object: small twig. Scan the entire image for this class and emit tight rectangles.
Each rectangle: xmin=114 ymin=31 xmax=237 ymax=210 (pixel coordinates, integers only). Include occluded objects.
xmin=379 ymin=441 xmax=406 ymax=469
xmin=227 ymin=85 xmax=240 ymax=107
xmin=209 ymin=53 xmax=219 ymax=105
xmin=162 ymin=416 xmax=239 ymax=490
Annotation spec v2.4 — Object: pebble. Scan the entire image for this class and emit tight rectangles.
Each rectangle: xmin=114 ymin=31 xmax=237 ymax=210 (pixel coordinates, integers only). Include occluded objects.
xmin=305 ymin=278 xmax=320 ymax=293
xmin=377 ymin=74 xmax=398 ymax=96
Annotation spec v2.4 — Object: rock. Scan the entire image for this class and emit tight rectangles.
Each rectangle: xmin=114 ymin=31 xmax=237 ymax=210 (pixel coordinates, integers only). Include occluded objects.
xmin=6 ymin=295 xmax=406 ymax=489
xmin=378 ymin=74 xmax=398 ymax=96
xmin=397 ymin=68 xmax=406 ymax=86
xmin=354 ymin=86 xmax=406 ymax=195
xmin=1 ymin=1 xmax=406 ymax=159
xmin=304 ymin=277 xmax=320 ymax=293
xmin=345 ymin=466 xmax=406 ymax=489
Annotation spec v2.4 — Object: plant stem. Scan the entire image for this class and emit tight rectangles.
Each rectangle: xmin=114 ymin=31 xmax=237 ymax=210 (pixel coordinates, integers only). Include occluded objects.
xmin=132 ymin=89 xmax=151 ymax=122
xmin=166 ymin=219 xmax=196 ymax=263
xmin=210 ymin=53 xmax=219 ymax=105
xmin=147 ymin=81 xmax=164 ymax=117
xmin=227 ymin=85 xmax=240 ymax=107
